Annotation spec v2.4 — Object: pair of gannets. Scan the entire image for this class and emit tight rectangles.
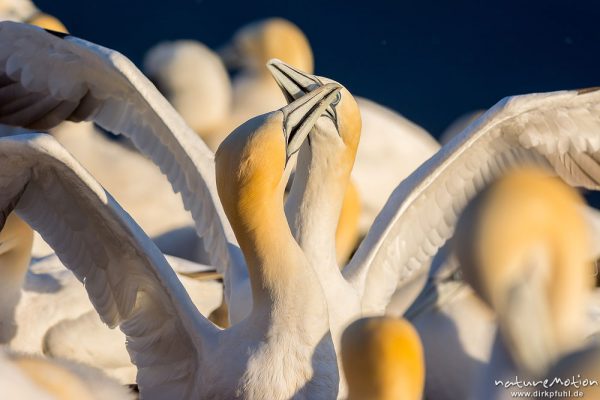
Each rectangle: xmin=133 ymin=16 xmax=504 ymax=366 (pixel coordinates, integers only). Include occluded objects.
xmin=3 ymin=21 xmax=600 ymax=395
xmin=144 ymin=18 xmax=440 ymax=250
xmin=453 ymin=168 xmax=598 ymax=398
xmin=0 ymin=349 xmax=133 ymax=399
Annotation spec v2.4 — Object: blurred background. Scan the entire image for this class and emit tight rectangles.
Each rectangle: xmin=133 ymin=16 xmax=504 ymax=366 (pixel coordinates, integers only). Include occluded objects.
xmin=35 ymin=0 xmax=600 ymax=138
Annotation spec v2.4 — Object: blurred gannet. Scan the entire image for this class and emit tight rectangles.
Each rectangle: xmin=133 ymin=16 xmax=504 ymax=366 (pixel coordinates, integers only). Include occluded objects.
xmin=0 ymin=82 xmax=341 ymax=397
xmin=0 ymin=349 xmax=133 ymax=400
xmin=220 ymin=18 xmax=314 ymax=134
xmin=342 ymin=317 xmax=425 ymax=400
xmin=453 ymin=168 xmax=595 ymax=398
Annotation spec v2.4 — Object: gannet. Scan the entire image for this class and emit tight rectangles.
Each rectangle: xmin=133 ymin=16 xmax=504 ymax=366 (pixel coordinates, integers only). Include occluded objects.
xmin=0 ymin=81 xmax=341 ymax=397
xmin=453 ymin=168 xmax=595 ymax=398
xmin=266 ymin=60 xmax=600 ymax=322
xmin=342 ymin=317 xmax=424 ymax=400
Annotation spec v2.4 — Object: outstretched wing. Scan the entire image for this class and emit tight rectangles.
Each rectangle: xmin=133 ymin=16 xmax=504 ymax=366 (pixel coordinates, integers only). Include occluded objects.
xmin=0 ymin=134 xmax=218 ymax=398
xmin=0 ymin=21 xmax=247 ymax=311
xmin=345 ymin=88 xmax=600 ymax=314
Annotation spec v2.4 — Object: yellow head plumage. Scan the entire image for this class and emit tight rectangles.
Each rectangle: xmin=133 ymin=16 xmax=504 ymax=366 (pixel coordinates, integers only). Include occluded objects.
xmin=230 ymin=18 xmax=313 ymax=75
xmin=342 ymin=317 xmax=425 ymax=400
xmin=29 ymin=13 xmax=68 ymax=33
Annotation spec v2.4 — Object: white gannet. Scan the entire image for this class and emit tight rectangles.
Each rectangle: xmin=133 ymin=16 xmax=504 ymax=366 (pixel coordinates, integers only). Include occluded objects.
xmin=453 ymin=168 xmax=595 ymax=399
xmin=0 ymin=82 xmax=342 ymax=397
xmin=341 ymin=316 xmax=425 ymax=400
xmin=0 ymin=349 xmax=133 ymax=400
xmin=266 ymin=60 xmax=600 ymax=325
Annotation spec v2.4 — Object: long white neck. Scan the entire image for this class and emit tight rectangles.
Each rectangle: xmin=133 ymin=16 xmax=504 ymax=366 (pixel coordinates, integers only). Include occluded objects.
xmin=0 ymin=214 xmax=33 ymax=342
xmin=286 ymin=140 xmax=348 ymax=271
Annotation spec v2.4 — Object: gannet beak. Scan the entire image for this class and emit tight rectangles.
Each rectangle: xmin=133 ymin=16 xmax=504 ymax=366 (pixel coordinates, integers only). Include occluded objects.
xmin=267 ymin=58 xmax=339 ymax=127
xmin=280 ymin=82 xmax=341 ymax=162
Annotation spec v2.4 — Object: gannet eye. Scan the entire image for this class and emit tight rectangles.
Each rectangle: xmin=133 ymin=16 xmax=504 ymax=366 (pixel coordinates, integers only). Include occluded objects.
xmin=331 ymin=92 xmax=341 ymax=107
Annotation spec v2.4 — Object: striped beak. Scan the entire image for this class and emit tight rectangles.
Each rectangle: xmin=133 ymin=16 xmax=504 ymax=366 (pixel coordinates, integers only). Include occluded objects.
xmin=267 ymin=58 xmax=340 ymax=129
xmin=280 ymin=82 xmax=342 ymax=163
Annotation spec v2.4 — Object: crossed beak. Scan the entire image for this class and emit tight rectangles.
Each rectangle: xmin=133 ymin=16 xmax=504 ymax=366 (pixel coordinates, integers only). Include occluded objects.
xmin=280 ymin=82 xmax=341 ymax=162
xmin=267 ymin=58 xmax=340 ymax=128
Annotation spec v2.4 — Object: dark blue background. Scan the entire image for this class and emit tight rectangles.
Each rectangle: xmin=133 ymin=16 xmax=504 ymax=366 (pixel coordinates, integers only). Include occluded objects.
xmin=36 ymin=0 xmax=600 ymax=138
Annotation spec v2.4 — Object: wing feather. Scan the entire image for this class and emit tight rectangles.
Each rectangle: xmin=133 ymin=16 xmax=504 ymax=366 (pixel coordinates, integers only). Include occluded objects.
xmin=345 ymin=89 xmax=600 ymax=314
xmin=0 ymin=134 xmax=216 ymax=396
xmin=0 ymin=22 xmax=247 ymax=313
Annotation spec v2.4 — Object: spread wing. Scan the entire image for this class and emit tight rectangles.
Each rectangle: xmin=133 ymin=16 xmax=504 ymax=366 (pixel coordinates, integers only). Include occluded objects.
xmin=344 ymin=88 xmax=600 ymax=314
xmin=0 ymin=21 xmax=247 ymax=309
xmin=0 ymin=133 xmax=218 ymax=397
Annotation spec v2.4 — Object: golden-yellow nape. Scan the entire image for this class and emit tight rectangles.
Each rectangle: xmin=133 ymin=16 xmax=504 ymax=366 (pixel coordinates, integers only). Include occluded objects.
xmin=454 ymin=167 xmax=594 ymax=376
xmin=28 ymin=13 xmax=68 ymax=34
xmin=222 ymin=18 xmax=313 ymax=75
xmin=342 ymin=316 xmax=425 ymax=400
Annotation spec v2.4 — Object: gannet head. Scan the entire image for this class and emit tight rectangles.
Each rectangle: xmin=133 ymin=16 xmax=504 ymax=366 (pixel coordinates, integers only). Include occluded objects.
xmin=0 ymin=212 xmax=33 ymax=268
xmin=454 ymin=167 xmax=594 ymax=377
xmin=27 ymin=13 xmax=67 ymax=33
xmin=266 ymin=59 xmax=361 ymax=170
xmin=215 ymin=82 xmax=341 ymax=245
xmin=221 ymin=18 xmax=313 ymax=77
xmin=144 ymin=40 xmax=232 ymax=135
xmin=342 ymin=316 xmax=425 ymax=400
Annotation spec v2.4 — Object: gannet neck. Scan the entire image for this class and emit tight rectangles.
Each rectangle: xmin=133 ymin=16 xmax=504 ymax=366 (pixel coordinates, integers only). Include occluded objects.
xmin=342 ymin=317 xmax=425 ymax=400
xmin=216 ymin=83 xmax=341 ymax=315
xmin=287 ymin=86 xmax=361 ymax=271
xmin=0 ymin=213 xmax=33 ymax=341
